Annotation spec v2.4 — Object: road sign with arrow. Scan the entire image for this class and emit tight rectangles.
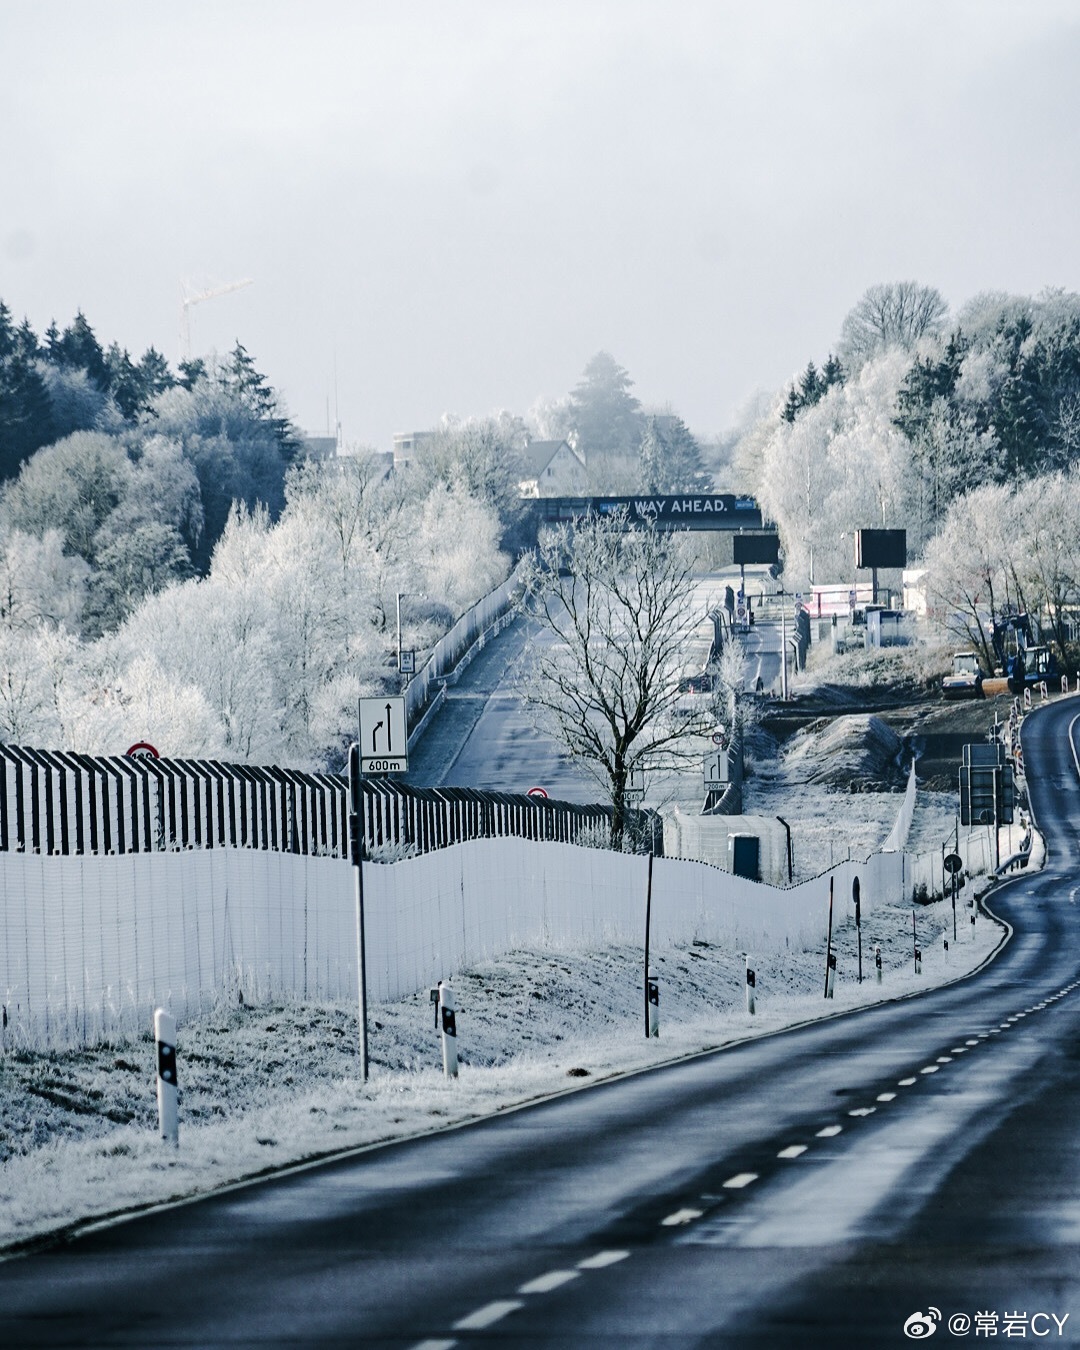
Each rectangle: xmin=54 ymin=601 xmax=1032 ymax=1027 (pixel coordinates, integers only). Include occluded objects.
xmin=358 ymin=696 xmax=408 ymax=773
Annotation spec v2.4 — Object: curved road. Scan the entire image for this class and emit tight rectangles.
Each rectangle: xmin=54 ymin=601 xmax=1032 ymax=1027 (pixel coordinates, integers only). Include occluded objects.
xmin=3 ymin=699 xmax=1080 ymax=1346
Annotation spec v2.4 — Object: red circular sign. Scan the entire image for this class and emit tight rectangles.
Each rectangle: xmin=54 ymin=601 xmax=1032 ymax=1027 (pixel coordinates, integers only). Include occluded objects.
xmin=126 ymin=741 xmax=160 ymax=760
xmin=527 ymin=786 xmax=549 ymax=799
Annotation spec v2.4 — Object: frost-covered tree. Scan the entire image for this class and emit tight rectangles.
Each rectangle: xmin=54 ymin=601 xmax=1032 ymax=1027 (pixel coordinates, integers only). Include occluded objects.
xmin=0 ymin=528 xmax=88 ymax=632
xmin=414 ymin=484 xmax=508 ymax=607
xmin=567 ymin=352 xmax=643 ymax=461
xmin=64 ymin=648 xmax=225 ymax=759
xmin=150 ymin=371 xmax=298 ymax=572
xmin=638 ymin=413 xmax=710 ymax=494
xmin=409 ymin=413 xmax=528 ymax=543
xmin=838 ymin=282 xmax=948 ymax=369
xmin=1 ymin=431 xmax=131 ymax=562
xmin=922 ymin=483 xmax=1017 ymax=670
xmin=517 ymin=511 xmax=713 ymax=849
xmin=0 ymin=626 xmax=61 ymax=743
xmin=1011 ymin=471 xmax=1080 ymax=666
xmin=754 ymin=352 xmax=917 ymax=585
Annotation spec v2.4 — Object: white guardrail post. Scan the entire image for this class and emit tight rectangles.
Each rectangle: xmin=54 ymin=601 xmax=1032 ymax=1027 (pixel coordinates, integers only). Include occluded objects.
xmin=154 ymin=1007 xmax=179 ymax=1146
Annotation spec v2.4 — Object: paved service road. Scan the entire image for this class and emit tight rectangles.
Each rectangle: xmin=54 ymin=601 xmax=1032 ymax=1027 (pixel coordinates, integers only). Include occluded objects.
xmin=407 ymin=572 xmax=773 ymax=806
xmin=404 ymin=613 xmax=598 ymax=802
xmin=4 ymin=698 xmax=1080 ymax=1347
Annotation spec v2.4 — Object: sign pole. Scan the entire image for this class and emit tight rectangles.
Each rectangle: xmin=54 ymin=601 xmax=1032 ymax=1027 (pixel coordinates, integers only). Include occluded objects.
xmin=349 ymin=741 xmax=369 ymax=1081
xmin=824 ymin=875 xmax=834 ymax=998
xmin=349 ymin=695 xmax=409 ymax=1082
xmin=643 ymin=851 xmax=654 ymax=1039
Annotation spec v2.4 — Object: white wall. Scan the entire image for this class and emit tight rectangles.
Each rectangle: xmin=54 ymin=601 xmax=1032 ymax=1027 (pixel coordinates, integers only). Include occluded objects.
xmin=0 ymin=836 xmax=910 ymax=1050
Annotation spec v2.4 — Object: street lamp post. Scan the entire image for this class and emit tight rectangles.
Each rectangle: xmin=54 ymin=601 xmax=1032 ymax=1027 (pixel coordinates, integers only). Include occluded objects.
xmin=396 ymin=591 xmax=425 ymax=690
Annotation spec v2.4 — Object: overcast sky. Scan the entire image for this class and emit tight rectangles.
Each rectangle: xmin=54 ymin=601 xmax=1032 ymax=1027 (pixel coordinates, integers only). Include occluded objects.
xmin=2 ymin=1 xmax=1078 ymax=450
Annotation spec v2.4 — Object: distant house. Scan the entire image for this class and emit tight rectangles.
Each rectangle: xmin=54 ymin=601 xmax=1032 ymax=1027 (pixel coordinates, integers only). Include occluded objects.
xmin=518 ymin=438 xmax=587 ymax=497
xmin=392 ymin=430 xmax=433 ymax=472
xmin=301 ymin=434 xmax=339 ymax=460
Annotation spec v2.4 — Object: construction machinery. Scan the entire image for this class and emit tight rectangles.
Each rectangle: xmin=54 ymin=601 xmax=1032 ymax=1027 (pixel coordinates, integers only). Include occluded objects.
xmin=942 ymin=651 xmax=983 ymax=699
xmin=991 ymin=613 xmax=1058 ymax=690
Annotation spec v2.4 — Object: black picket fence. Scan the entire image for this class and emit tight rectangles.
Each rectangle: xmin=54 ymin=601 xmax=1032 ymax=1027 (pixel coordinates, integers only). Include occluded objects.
xmin=0 ymin=745 xmax=662 ymax=860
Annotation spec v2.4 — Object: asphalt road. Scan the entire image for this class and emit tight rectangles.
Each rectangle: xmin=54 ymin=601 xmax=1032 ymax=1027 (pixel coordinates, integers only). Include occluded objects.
xmin=3 ymin=696 xmax=1080 ymax=1347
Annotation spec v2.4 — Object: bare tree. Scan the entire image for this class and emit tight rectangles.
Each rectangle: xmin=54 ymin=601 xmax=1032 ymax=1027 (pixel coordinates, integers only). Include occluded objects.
xmin=839 ymin=282 xmax=948 ymax=369
xmin=516 ymin=510 xmax=718 ymax=849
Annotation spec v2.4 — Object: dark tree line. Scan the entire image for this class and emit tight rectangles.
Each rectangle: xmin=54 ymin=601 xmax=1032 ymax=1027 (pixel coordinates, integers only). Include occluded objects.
xmin=0 ymin=302 xmax=302 ymax=634
xmin=781 ymin=355 xmax=845 ymax=423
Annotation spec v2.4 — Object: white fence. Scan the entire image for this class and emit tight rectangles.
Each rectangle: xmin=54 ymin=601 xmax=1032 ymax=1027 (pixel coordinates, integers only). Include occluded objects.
xmin=0 ymin=836 xmax=911 ymax=1051
xmin=881 ymin=762 xmax=918 ymax=852
xmin=404 ymin=561 xmax=527 ymax=728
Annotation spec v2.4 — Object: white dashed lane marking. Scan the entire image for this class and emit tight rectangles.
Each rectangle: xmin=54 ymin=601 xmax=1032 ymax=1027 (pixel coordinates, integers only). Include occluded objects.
xmin=661 ymin=1208 xmax=703 ymax=1226
xmin=578 ymin=1251 xmax=629 ymax=1270
xmin=452 ymin=1301 xmax=524 ymax=1331
xmin=518 ymin=1270 xmax=580 ymax=1295
xmin=421 ymin=991 xmax=1077 ymax=1350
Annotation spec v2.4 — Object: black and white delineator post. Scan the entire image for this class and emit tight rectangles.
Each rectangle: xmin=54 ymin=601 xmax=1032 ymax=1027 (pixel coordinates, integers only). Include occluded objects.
xmin=154 ymin=1007 xmax=179 ymax=1146
xmin=348 ymin=742 xmax=370 ymax=1082
xmin=745 ymin=956 xmax=756 ymax=1016
xmin=852 ymin=875 xmax=863 ymax=983
xmin=646 ymin=967 xmax=659 ymax=1037
xmin=874 ymin=943 xmax=883 ymax=984
xmin=825 ymin=951 xmax=837 ymax=999
xmin=438 ymin=980 xmax=458 ymax=1078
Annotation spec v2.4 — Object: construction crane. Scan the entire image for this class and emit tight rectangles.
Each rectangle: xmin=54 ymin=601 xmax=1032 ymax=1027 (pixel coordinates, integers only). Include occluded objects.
xmin=178 ymin=277 xmax=253 ymax=361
